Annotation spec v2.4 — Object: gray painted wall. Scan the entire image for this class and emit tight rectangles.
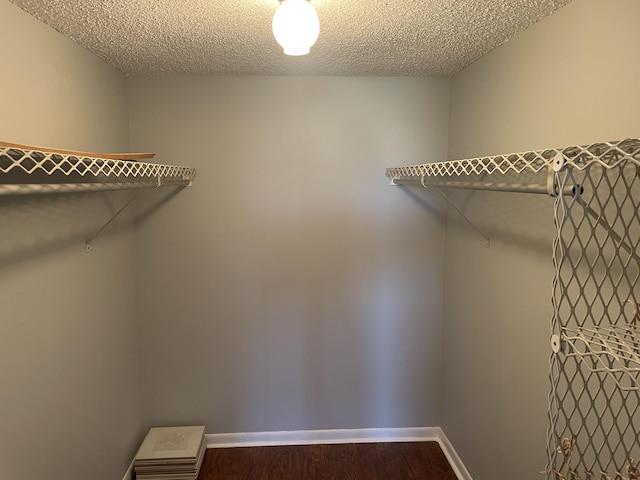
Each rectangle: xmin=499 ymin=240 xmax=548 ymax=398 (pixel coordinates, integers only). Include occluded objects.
xmin=444 ymin=0 xmax=640 ymax=478
xmin=0 ymin=2 xmax=143 ymax=480
xmin=127 ymin=75 xmax=450 ymax=434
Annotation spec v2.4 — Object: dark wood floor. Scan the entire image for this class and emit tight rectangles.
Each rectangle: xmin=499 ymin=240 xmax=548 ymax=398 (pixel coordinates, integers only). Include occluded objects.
xmin=197 ymin=442 xmax=458 ymax=480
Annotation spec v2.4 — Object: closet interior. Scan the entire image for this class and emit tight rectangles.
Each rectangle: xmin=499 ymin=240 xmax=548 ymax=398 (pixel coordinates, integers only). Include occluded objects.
xmin=2 ymin=1 xmax=638 ymax=480
xmin=3 ymin=136 xmax=638 ymax=479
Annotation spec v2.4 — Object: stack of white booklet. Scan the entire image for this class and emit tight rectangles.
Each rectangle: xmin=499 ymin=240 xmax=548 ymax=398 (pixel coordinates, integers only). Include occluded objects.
xmin=134 ymin=426 xmax=206 ymax=480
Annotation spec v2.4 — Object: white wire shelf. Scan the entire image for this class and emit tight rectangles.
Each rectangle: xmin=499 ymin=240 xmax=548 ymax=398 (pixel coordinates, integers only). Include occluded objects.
xmin=0 ymin=144 xmax=196 ymax=194
xmin=385 ymin=138 xmax=640 ymax=193
xmin=386 ymin=150 xmax=552 ymax=179
xmin=386 ymin=146 xmax=556 ymax=194
xmin=561 ymin=324 xmax=640 ymax=391
xmin=561 ymin=138 xmax=640 ymax=171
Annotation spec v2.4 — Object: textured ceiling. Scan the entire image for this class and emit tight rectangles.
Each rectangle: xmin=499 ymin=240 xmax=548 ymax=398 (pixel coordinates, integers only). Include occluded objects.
xmin=10 ymin=0 xmax=573 ymax=77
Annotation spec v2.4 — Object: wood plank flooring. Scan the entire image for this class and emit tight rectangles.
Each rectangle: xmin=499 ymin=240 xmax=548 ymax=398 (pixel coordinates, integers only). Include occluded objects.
xmin=197 ymin=442 xmax=458 ymax=480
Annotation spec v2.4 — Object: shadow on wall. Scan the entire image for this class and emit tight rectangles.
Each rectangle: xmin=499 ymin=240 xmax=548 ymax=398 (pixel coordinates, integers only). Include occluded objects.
xmin=394 ymin=181 xmax=554 ymax=253
xmin=396 ymin=185 xmax=448 ymax=222
xmin=444 ymin=186 xmax=556 ymax=253
xmin=0 ymin=187 xmax=184 ymax=268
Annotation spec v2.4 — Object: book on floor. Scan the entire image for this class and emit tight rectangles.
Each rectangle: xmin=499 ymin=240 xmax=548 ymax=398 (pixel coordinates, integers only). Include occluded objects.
xmin=134 ymin=425 xmax=206 ymax=480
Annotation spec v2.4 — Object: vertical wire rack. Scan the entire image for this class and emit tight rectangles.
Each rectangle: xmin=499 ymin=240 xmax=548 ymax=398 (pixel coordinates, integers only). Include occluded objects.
xmin=549 ymin=138 xmax=640 ymax=480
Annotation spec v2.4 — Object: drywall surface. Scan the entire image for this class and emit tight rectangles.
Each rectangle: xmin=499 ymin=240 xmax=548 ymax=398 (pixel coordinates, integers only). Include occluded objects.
xmin=128 ymin=76 xmax=449 ymax=433
xmin=444 ymin=0 xmax=640 ymax=478
xmin=0 ymin=2 xmax=142 ymax=480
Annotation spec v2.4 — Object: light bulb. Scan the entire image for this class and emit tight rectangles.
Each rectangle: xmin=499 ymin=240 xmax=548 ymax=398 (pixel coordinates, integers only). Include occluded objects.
xmin=272 ymin=0 xmax=320 ymax=56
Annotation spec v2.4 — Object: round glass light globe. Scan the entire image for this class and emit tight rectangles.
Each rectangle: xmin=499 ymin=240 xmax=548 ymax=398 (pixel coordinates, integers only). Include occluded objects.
xmin=272 ymin=0 xmax=320 ymax=56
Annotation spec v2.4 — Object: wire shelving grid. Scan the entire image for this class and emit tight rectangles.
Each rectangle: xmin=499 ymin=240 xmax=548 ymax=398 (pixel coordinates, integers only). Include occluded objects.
xmin=0 ymin=144 xmax=196 ymax=194
xmin=548 ymin=138 xmax=640 ymax=479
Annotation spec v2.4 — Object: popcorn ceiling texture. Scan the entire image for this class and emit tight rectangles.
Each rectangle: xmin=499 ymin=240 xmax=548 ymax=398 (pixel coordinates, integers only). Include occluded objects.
xmin=9 ymin=0 xmax=573 ymax=76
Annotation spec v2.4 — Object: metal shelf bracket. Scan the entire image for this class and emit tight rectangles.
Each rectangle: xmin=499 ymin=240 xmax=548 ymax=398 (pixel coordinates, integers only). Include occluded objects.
xmin=85 ymin=190 xmax=144 ymax=252
xmin=429 ymin=181 xmax=491 ymax=248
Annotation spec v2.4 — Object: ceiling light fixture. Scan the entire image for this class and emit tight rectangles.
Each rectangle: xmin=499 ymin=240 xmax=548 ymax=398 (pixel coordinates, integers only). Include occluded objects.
xmin=272 ymin=0 xmax=320 ymax=56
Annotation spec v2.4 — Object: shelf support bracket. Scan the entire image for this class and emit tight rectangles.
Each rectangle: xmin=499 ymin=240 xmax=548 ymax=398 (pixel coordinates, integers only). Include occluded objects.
xmin=85 ymin=189 xmax=144 ymax=252
xmin=425 ymin=178 xmax=490 ymax=248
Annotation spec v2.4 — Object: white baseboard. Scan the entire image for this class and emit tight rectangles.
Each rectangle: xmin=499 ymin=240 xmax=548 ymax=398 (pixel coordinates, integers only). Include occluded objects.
xmin=436 ymin=428 xmax=472 ymax=480
xmin=206 ymin=426 xmax=471 ymax=480
xmin=206 ymin=426 xmax=439 ymax=448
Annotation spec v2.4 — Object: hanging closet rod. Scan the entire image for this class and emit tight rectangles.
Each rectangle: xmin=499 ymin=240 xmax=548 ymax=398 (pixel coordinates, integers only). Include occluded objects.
xmin=391 ymin=177 xmax=558 ymax=195
xmin=0 ymin=178 xmax=192 ymax=196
